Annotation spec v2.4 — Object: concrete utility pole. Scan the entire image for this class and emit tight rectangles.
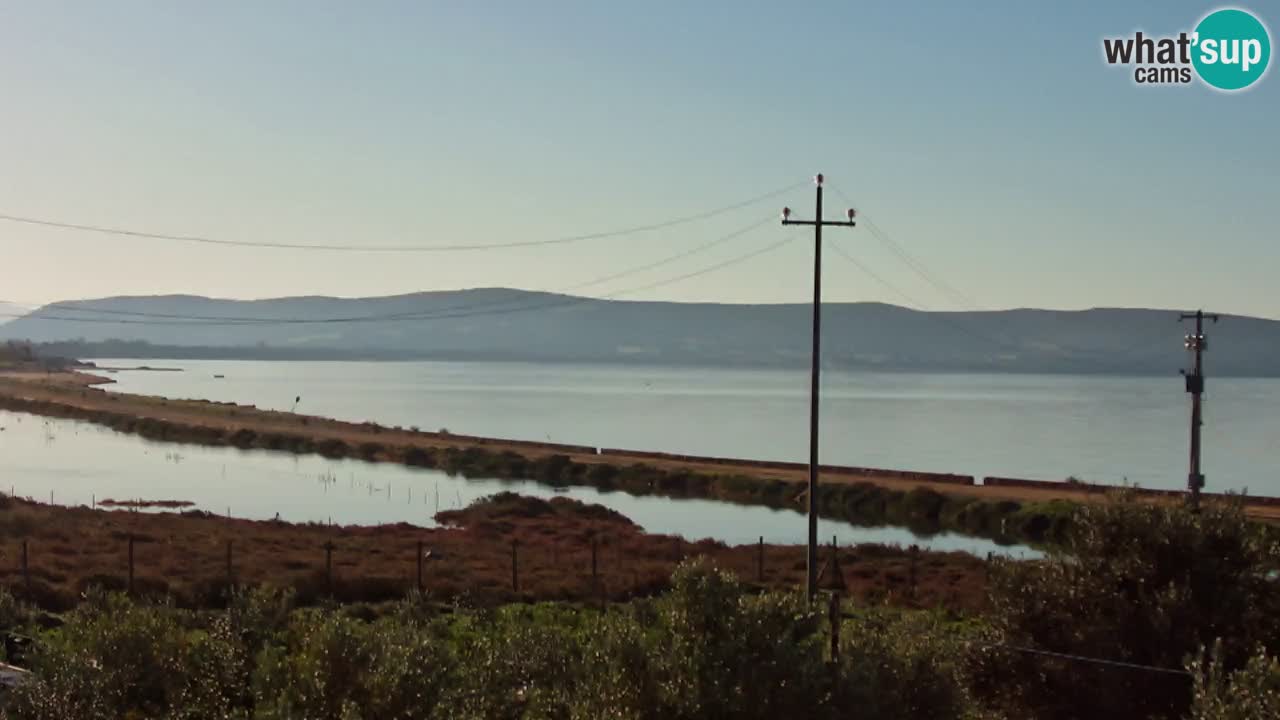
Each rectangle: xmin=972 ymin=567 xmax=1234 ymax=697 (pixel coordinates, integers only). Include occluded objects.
xmin=1180 ymin=309 xmax=1219 ymax=509
xmin=782 ymin=173 xmax=856 ymax=601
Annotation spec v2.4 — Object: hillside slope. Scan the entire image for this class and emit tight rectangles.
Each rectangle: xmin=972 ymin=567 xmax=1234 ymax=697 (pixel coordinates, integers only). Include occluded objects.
xmin=2 ymin=289 xmax=1277 ymax=375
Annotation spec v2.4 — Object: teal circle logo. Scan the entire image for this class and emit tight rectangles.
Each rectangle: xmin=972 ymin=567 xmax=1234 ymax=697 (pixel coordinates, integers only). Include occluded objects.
xmin=1192 ymin=8 xmax=1271 ymax=91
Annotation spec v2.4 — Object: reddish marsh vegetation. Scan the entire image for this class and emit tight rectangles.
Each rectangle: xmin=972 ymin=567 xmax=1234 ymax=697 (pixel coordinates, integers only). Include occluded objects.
xmin=0 ymin=492 xmax=989 ymax=613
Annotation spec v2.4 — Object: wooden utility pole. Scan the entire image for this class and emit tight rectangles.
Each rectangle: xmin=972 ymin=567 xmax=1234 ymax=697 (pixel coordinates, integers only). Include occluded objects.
xmin=1180 ymin=310 xmax=1219 ymax=509
xmin=782 ymin=173 xmax=856 ymax=601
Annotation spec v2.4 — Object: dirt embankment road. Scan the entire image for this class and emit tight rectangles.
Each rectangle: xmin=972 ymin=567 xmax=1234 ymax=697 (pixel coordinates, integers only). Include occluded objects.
xmin=1 ymin=370 xmax=1277 ymax=521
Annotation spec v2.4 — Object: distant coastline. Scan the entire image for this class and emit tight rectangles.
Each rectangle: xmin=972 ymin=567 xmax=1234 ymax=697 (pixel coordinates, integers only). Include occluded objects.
xmin=14 ymin=339 xmax=1280 ymax=378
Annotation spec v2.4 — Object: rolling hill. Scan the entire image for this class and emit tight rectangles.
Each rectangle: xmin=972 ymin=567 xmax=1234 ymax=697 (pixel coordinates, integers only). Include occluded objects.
xmin=2 ymin=289 xmax=1277 ymax=375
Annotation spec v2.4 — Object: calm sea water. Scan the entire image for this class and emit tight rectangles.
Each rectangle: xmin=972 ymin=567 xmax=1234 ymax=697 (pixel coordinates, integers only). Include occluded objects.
xmin=96 ymin=359 xmax=1279 ymax=496
xmin=0 ymin=409 xmax=1022 ymax=556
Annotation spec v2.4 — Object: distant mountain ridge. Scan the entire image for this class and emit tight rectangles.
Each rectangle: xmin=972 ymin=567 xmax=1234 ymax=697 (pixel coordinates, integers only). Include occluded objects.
xmin=2 ymin=289 xmax=1278 ymax=376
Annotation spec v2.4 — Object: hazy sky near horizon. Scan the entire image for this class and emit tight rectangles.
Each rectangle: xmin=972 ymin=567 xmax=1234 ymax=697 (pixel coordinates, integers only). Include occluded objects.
xmin=1 ymin=1 xmax=1277 ymax=317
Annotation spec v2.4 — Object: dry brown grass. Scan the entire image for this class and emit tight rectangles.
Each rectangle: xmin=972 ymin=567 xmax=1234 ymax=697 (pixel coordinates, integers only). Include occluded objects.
xmin=0 ymin=494 xmax=990 ymax=614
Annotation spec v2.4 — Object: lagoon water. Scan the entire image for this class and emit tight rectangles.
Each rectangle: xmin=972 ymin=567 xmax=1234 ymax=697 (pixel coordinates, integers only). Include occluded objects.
xmin=0 ymin=409 xmax=1023 ymax=557
xmin=96 ymin=359 xmax=1280 ymax=496
xmin=4 ymin=358 xmax=1275 ymax=558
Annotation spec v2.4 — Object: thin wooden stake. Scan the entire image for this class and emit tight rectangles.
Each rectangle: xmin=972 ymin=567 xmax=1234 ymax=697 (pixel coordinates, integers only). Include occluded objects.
xmin=323 ymin=541 xmax=335 ymax=597
xmin=829 ymin=591 xmax=841 ymax=664
xmin=591 ymin=535 xmax=599 ymax=596
xmin=416 ymin=539 xmax=424 ymax=593
xmin=758 ymin=535 xmax=765 ymax=582
xmin=511 ymin=539 xmax=519 ymax=593
xmin=21 ymin=540 xmax=30 ymax=596
xmin=127 ymin=534 xmax=135 ymax=596
xmin=909 ymin=545 xmax=919 ymax=599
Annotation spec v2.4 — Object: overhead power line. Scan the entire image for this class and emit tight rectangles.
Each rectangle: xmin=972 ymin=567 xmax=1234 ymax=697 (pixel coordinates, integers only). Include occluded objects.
xmin=826 ymin=240 xmax=1190 ymax=369
xmin=0 ymin=181 xmax=804 ymax=253
xmin=828 ymin=184 xmax=982 ymax=309
xmin=825 ymin=238 xmax=1081 ymax=360
xmin=600 ymin=232 xmax=800 ymax=298
xmin=825 ymin=239 xmax=928 ymax=310
xmin=0 ymin=228 xmax=798 ymax=328
xmin=562 ymin=217 xmax=773 ymax=292
xmin=12 ymin=213 xmax=768 ymax=324
xmin=2 ymin=216 xmax=775 ymax=326
xmin=980 ymin=643 xmax=1192 ymax=678
xmin=863 ymin=218 xmax=983 ymax=309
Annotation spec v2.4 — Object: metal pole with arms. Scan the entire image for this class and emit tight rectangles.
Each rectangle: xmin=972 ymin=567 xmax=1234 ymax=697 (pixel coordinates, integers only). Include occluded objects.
xmin=782 ymin=173 xmax=856 ymax=601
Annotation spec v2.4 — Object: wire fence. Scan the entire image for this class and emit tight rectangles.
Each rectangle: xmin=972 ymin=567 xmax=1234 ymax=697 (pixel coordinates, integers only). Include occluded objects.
xmin=1 ymin=497 xmax=996 ymax=616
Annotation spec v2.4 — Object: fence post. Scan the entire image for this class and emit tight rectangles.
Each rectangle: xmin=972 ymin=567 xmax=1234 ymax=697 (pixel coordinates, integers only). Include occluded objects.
xmin=226 ymin=540 xmax=234 ymax=594
xmin=21 ymin=540 xmax=30 ymax=596
xmin=909 ymin=545 xmax=919 ymax=599
xmin=511 ymin=539 xmax=519 ymax=593
xmin=127 ymin=534 xmax=135 ymax=596
xmin=828 ymin=591 xmax=841 ymax=664
xmin=416 ymin=539 xmax=424 ymax=593
xmin=757 ymin=536 xmax=765 ymax=582
xmin=323 ymin=541 xmax=335 ymax=597
xmin=591 ymin=535 xmax=599 ymax=595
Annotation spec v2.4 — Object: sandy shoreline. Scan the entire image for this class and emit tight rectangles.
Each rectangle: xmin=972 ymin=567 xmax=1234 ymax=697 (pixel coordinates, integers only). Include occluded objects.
xmin=2 ymin=369 xmax=1277 ymax=523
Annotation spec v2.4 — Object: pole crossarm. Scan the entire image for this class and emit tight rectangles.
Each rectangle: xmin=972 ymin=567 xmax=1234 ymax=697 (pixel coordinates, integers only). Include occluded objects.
xmin=782 ymin=220 xmax=857 ymax=227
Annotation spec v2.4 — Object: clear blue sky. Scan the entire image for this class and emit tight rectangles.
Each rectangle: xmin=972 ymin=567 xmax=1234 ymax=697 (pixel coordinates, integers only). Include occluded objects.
xmin=1 ymin=1 xmax=1276 ymax=316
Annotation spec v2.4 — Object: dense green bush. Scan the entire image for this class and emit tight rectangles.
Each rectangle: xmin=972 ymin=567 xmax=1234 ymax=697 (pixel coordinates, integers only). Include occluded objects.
xmin=987 ymin=494 xmax=1280 ymax=719
xmin=639 ymin=561 xmax=828 ymax=718
xmin=835 ymin=609 xmax=996 ymax=719
xmin=249 ymin=608 xmax=456 ymax=719
xmin=5 ymin=590 xmax=237 ymax=720
xmin=1188 ymin=643 xmax=1280 ymax=720
xmin=0 ymin=562 xmax=995 ymax=720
